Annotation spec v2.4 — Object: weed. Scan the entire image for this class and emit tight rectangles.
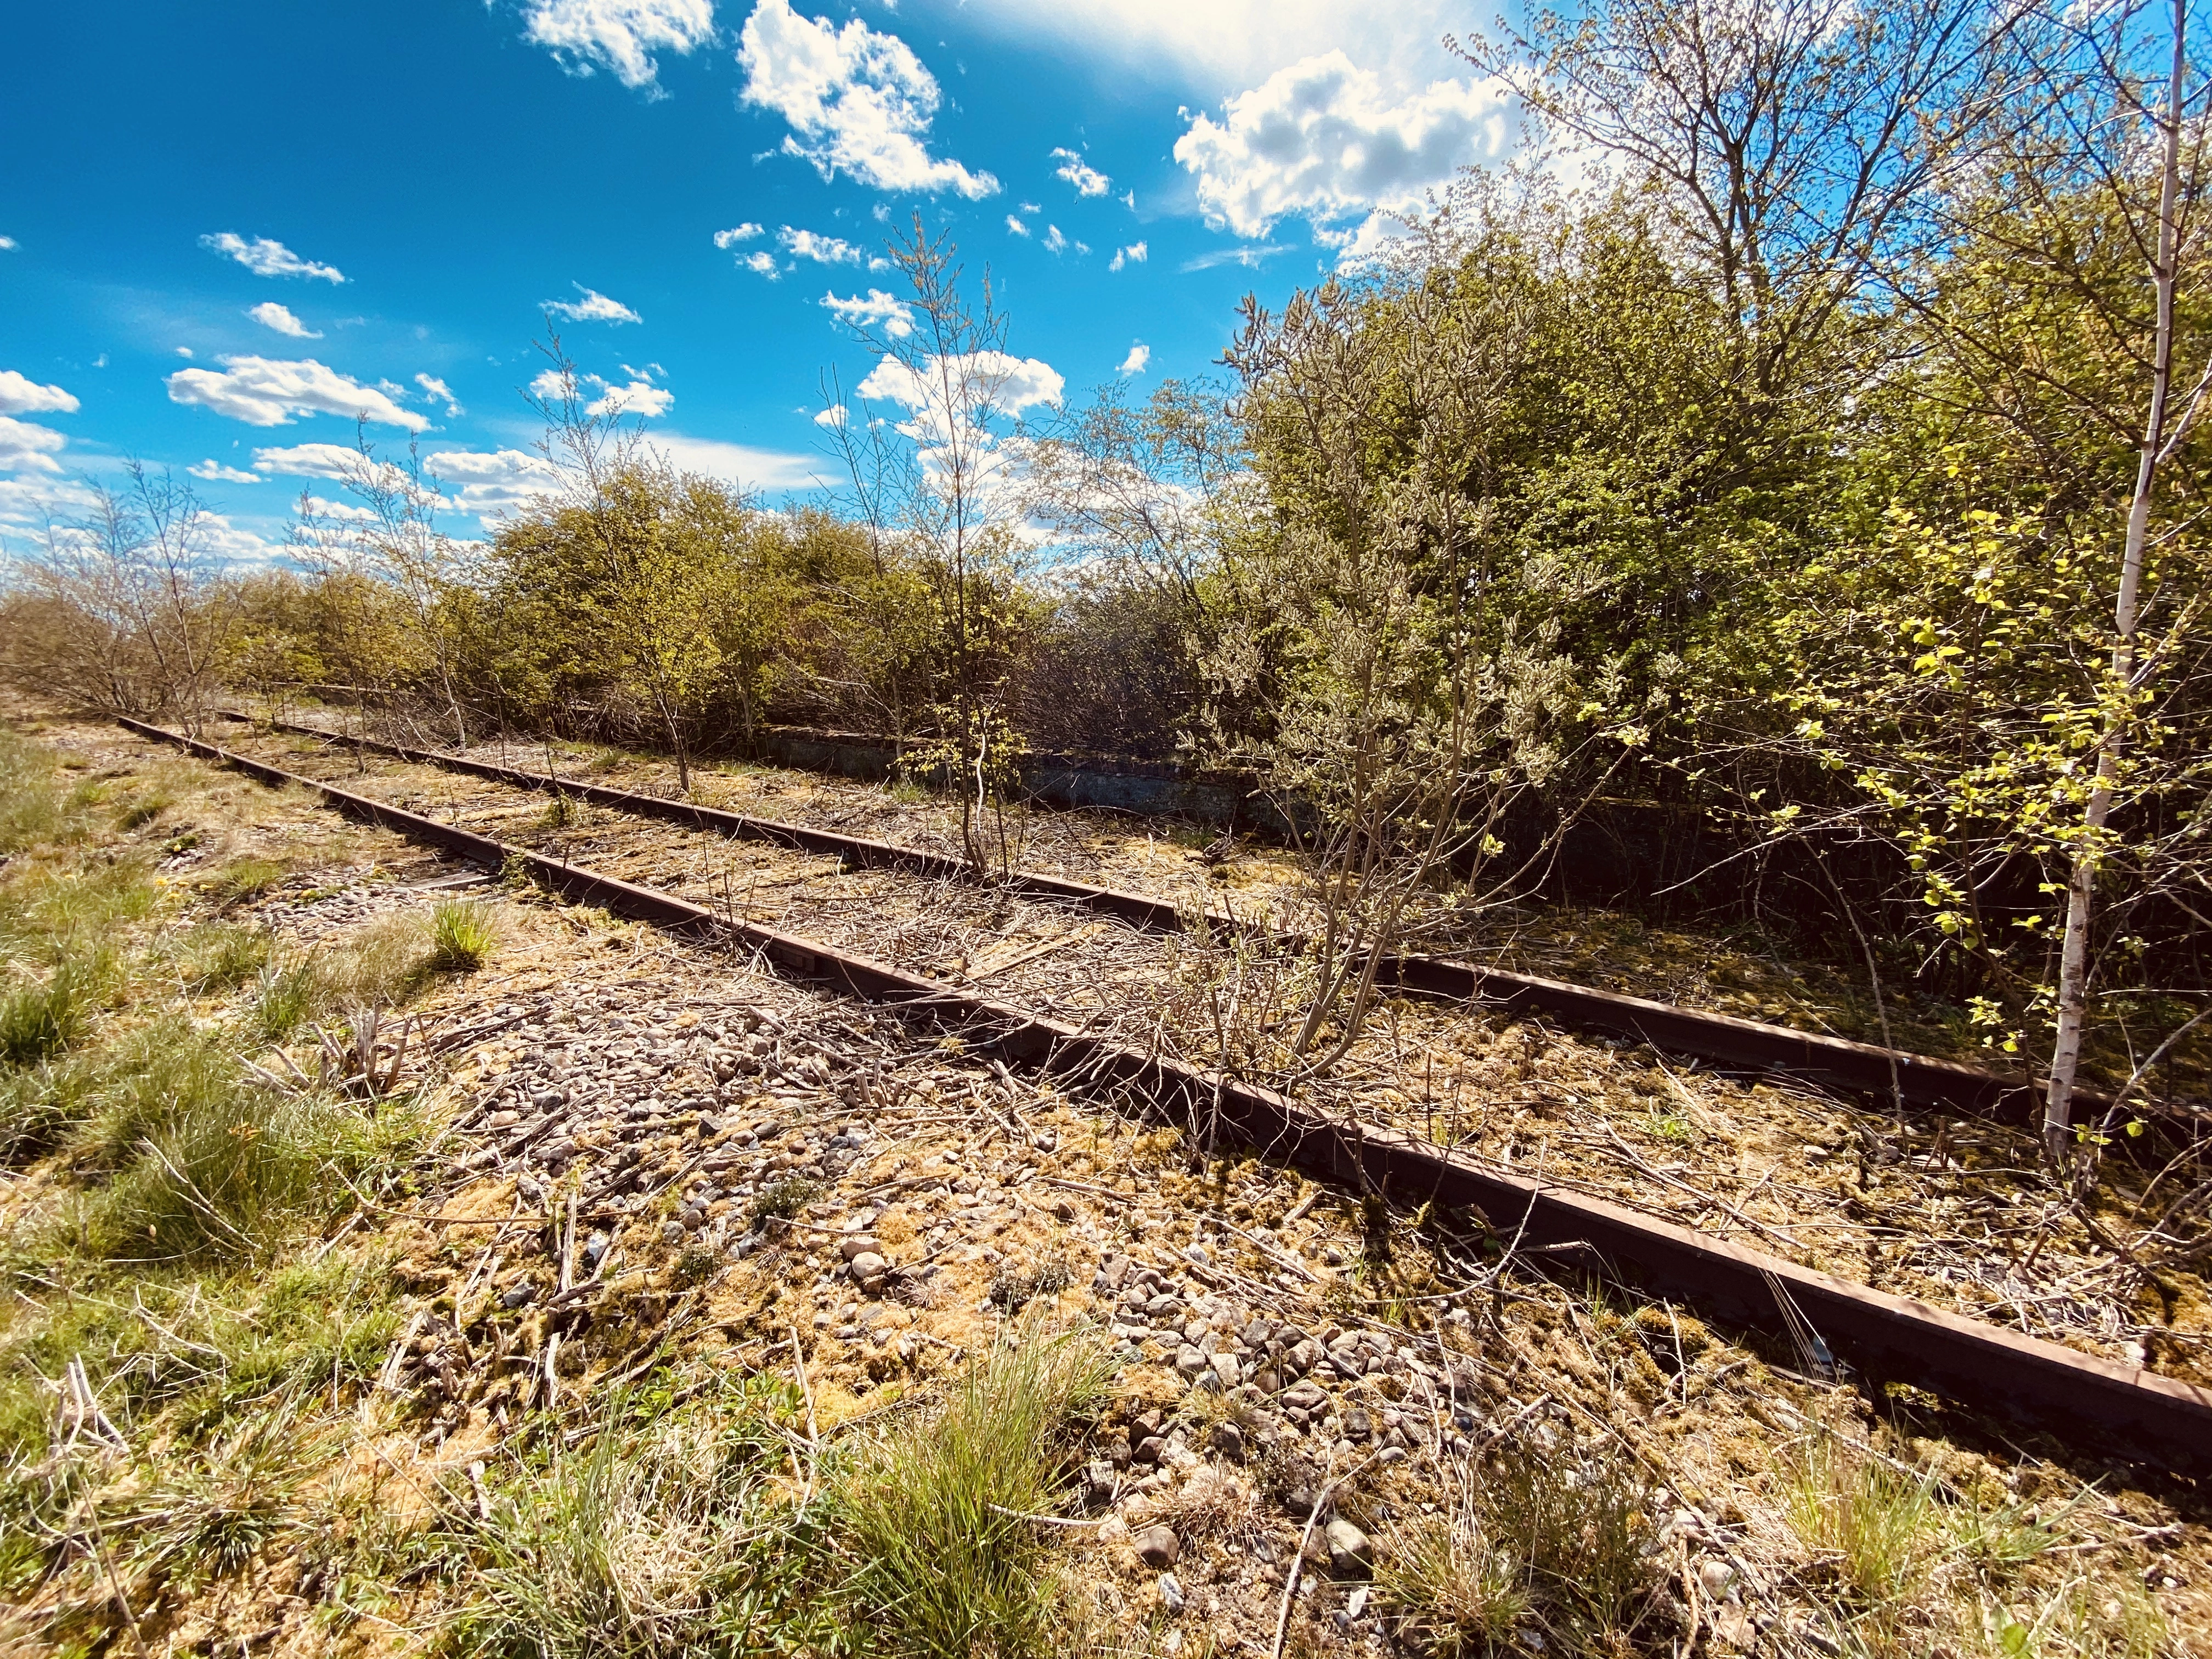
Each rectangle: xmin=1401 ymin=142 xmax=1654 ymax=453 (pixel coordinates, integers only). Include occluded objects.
xmin=0 ymin=730 xmax=100 ymax=854
xmin=325 ymin=910 xmax=433 ymax=1007
xmin=0 ymin=952 xmax=111 ymax=1066
xmin=179 ymin=922 xmax=272 ymax=992
xmin=250 ymin=958 xmax=324 ymax=1041
xmin=1786 ymin=1436 xmax=1944 ymax=1615
xmin=206 ymin=855 xmax=287 ymax=907
xmin=539 ymin=791 xmax=587 ymax=828
xmin=448 ymin=1383 xmax=811 ymax=1659
xmin=1472 ymin=1438 xmax=1664 ymax=1653
xmin=118 ymin=1403 xmax=318 ymax=1592
xmin=428 ymin=899 xmax=499 ymax=972
xmin=827 ymin=1329 xmax=1113 ymax=1656
xmin=888 ymin=774 xmax=933 ymax=806
xmin=117 ymin=793 xmax=172 ymax=831
xmin=1378 ymin=1515 xmax=1531 ymax=1656
xmin=989 ymin=1252 xmax=1072 ymax=1314
xmin=748 ymin=1177 xmax=820 ymax=1225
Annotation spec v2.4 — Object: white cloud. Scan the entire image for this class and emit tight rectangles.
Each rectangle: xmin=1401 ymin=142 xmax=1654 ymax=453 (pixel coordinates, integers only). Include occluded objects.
xmin=1108 ymin=240 xmax=1148 ymax=272
xmin=0 ymin=371 xmax=80 ymax=415
xmin=0 ymin=237 xmax=16 ymax=251
xmin=1178 ymin=243 xmax=1291 ymax=272
xmin=176 ymin=347 xmax=195 ymax=358
xmin=588 ymin=375 xmax=674 ymax=418
xmin=1043 ymin=225 xmax=1069 ymax=255
xmin=1118 ymin=342 xmax=1150 ymax=375
xmin=780 ymin=225 xmax=863 ymax=264
xmin=814 ymin=404 xmax=849 ymax=427
xmin=947 ymin=0 xmax=1465 ymax=98
xmin=737 ymin=0 xmax=999 ymax=198
xmin=189 ymin=460 xmax=261 ymax=483
xmin=425 ymin=448 xmax=567 ymax=518
xmin=196 ymin=513 xmax=287 ymax=566
xmin=415 ymin=373 xmax=464 ymax=415
xmin=742 ymin=251 xmax=781 ymax=278
xmin=249 ymin=301 xmax=322 ymax=338
xmin=0 ymin=417 xmax=67 ymax=475
xmin=544 ymin=284 xmax=643 ymax=323
xmin=1051 ymin=146 xmax=1111 ymax=196
xmin=714 ymin=222 xmax=766 ymax=247
xmin=856 ymin=352 xmax=1065 ymax=447
xmin=252 ymin=442 xmax=368 ymax=479
xmin=0 ymin=476 xmax=99 ymax=532
xmin=166 ymin=357 xmax=430 ymax=431
xmin=1175 ymin=52 xmax=1522 ymax=241
xmin=646 ymin=432 xmax=824 ymax=490
xmin=1006 ymin=215 xmax=1031 ymax=238
xmin=821 ymin=288 xmax=916 ymax=337
xmin=200 ymin=232 xmax=347 ymax=283
xmin=515 ymin=0 xmax=716 ymax=93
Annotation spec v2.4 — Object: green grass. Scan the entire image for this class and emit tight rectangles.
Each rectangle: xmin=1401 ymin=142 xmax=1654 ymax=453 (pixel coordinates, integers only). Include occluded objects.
xmin=178 ymin=922 xmax=273 ymax=992
xmin=826 ymin=1330 xmax=1113 ymax=1657
xmin=428 ymin=899 xmax=499 ymax=972
xmin=0 ymin=951 xmax=111 ymax=1066
xmin=205 ymin=855 xmax=288 ymax=907
xmin=746 ymin=1176 xmax=820 ymax=1226
xmin=1377 ymin=1514 xmax=1531 ymax=1656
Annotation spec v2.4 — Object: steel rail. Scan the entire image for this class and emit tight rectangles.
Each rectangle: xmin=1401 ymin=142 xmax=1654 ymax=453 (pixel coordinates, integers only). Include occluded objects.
xmin=227 ymin=712 xmax=2187 ymax=1134
xmin=129 ymin=715 xmax=2212 ymax=1476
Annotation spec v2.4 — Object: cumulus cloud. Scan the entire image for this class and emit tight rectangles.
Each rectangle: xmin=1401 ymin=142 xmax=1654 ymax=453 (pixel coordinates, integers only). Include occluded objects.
xmin=1118 ymin=342 xmax=1150 ymax=374
xmin=200 ymin=232 xmax=347 ymax=283
xmin=514 ymin=0 xmax=716 ymax=93
xmin=0 ymin=371 xmax=80 ymax=415
xmin=814 ymin=404 xmax=849 ymax=427
xmin=1006 ymin=215 xmax=1031 ymax=238
xmin=189 ymin=459 xmax=261 ymax=483
xmin=856 ymin=352 xmax=1064 ymax=449
xmin=1173 ymin=52 xmax=1521 ymax=242
xmin=737 ymin=0 xmax=998 ymax=198
xmin=0 ymin=417 xmax=68 ymax=475
xmin=741 ymin=250 xmax=781 ymax=278
xmin=249 ymin=301 xmax=321 ymax=338
xmin=1043 ymin=225 xmax=1068 ymax=255
xmin=1108 ymin=240 xmax=1148 ymax=272
xmin=415 ymin=373 xmax=464 ymax=416
xmin=588 ymin=375 xmax=674 ymax=418
xmin=424 ymin=448 xmax=567 ymax=518
xmin=780 ymin=226 xmax=862 ymax=264
xmin=821 ymin=289 xmax=916 ymax=338
xmin=166 ymin=357 xmax=430 ymax=431
xmin=1051 ymin=146 xmax=1111 ymax=196
xmin=714 ymin=222 xmax=765 ymax=248
xmin=544 ymin=284 xmax=642 ymax=324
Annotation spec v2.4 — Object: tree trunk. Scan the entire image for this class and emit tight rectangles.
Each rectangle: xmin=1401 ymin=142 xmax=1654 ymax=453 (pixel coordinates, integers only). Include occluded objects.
xmin=2044 ymin=0 xmax=2186 ymax=1165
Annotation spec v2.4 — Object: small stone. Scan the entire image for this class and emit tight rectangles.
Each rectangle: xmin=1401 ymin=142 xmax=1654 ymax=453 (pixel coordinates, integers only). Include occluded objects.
xmin=1173 ymin=1344 xmax=1208 ymax=1380
xmin=531 ymin=1089 xmax=566 ymax=1109
xmin=1183 ymin=1243 xmax=1211 ymax=1266
xmin=498 ymin=1283 xmax=534 ymax=1310
xmin=1345 ymin=1586 xmax=1370 ymax=1620
xmin=1101 ymin=1254 xmax=1133 ymax=1290
xmin=1375 ymin=1446 xmax=1407 ymax=1466
xmin=848 ymin=1251 xmax=888 ymax=1284
xmin=1697 ymin=1559 xmax=1734 ymax=1599
xmin=1158 ymin=1571 xmax=1185 ymax=1613
xmin=838 ymin=1234 xmax=881 ymax=1261
xmin=1134 ymin=1525 xmax=1181 ymax=1568
xmin=661 ymin=1221 xmax=686 ymax=1244
xmin=1133 ymin=1436 xmax=1166 ymax=1466
xmin=1324 ymin=1518 xmax=1372 ymax=1577
xmin=1209 ymin=1352 xmax=1243 ymax=1389
xmin=1344 ymin=1408 xmax=1372 ymax=1440
xmin=1210 ymin=1420 xmax=1246 ymax=1461
xmin=1097 ymin=1517 xmax=1131 ymax=1548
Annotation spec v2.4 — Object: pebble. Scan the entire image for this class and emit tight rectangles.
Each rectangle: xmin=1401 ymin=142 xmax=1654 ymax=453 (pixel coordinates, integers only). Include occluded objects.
xmin=1173 ymin=1344 xmax=1207 ymax=1380
xmin=1158 ymin=1571 xmax=1185 ymax=1613
xmin=847 ymin=1251 xmax=887 ymax=1286
xmin=1134 ymin=1525 xmax=1181 ymax=1568
xmin=1324 ymin=1518 xmax=1372 ymax=1577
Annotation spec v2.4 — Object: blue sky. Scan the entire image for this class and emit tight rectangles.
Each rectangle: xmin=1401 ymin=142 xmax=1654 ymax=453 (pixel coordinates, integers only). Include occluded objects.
xmin=0 ymin=0 xmax=1528 ymax=560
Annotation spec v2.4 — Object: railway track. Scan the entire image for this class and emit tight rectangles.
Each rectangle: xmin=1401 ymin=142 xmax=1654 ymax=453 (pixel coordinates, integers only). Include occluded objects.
xmin=123 ymin=714 xmax=2212 ymax=1476
xmin=224 ymin=709 xmax=2182 ymax=1134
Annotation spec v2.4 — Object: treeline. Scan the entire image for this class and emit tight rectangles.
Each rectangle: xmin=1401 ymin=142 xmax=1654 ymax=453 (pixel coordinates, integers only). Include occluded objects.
xmin=6 ymin=0 xmax=2208 ymax=1136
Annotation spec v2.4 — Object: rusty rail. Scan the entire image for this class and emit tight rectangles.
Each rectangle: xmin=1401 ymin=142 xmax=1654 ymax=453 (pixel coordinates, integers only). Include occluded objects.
xmin=129 ymin=715 xmax=2212 ymax=1475
xmin=227 ymin=712 xmax=2191 ymax=1135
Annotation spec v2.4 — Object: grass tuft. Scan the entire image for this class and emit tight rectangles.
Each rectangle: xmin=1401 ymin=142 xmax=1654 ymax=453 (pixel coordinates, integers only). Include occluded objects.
xmin=428 ymin=899 xmax=499 ymax=972
xmin=1378 ymin=1515 xmax=1531 ymax=1656
xmin=827 ymin=1329 xmax=1113 ymax=1656
xmin=0 ymin=952 xmax=110 ymax=1066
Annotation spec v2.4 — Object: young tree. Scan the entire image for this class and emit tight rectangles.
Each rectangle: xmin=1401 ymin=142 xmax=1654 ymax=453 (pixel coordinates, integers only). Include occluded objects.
xmin=819 ymin=217 xmax=1049 ymax=871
